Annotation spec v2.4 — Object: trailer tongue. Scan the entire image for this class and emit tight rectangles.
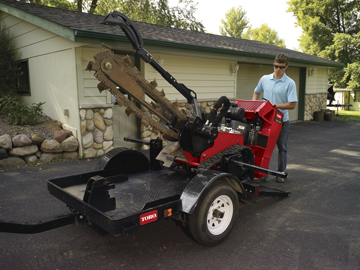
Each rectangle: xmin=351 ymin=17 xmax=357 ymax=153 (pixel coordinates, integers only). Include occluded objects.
xmin=0 ymin=11 xmax=290 ymax=246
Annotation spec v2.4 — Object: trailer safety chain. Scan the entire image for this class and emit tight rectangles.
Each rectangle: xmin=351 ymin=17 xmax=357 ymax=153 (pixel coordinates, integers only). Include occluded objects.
xmin=197 ymin=145 xmax=250 ymax=171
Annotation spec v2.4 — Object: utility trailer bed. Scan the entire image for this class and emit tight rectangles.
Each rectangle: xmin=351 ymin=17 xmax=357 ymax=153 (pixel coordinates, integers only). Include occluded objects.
xmin=47 ymin=166 xmax=190 ymax=235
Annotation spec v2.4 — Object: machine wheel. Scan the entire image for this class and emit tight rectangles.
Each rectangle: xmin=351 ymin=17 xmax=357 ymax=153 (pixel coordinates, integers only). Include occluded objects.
xmin=188 ymin=181 xmax=239 ymax=246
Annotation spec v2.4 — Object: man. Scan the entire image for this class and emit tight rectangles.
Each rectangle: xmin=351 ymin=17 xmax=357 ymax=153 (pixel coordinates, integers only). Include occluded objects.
xmin=252 ymin=53 xmax=298 ymax=183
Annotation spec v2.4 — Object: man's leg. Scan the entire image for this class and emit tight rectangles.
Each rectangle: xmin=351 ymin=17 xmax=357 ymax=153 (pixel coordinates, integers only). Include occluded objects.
xmin=277 ymin=121 xmax=290 ymax=172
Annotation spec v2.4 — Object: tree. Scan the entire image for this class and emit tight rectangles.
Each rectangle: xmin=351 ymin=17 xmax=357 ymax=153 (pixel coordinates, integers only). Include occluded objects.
xmin=288 ymin=0 xmax=360 ymax=55
xmin=0 ymin=22 xmax=19 ymax=98
xmin=319 ymin=33 xmax=360 ymax=88
xmin=219 ymin=6 xmax=249 ymax=38
xmin=95 ymin=0 xmax=204 ymax=31
xmin=288 ymin=0 xmax=360 ymax=87
xmin=19 ymin=0 xmax=77 ymax=11
xmin=243 ymin=24 xmax=286 ymax=47
xmin=19 ymin=0 xmax=205 ymax=32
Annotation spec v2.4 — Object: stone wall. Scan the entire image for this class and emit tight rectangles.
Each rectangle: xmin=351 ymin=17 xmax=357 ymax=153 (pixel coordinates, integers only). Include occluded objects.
xmin=79 ymin=106 xmax=114 ymax=158
xmin=304 ymin=93 xmax=327 ymax=121
xmin=0 ymin=131 xmax=79 ymax=168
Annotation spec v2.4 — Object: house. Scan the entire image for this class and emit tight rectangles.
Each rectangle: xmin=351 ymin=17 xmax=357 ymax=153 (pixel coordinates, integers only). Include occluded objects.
xmin=329 ymin=88 xmax=359 ymax=112
xmin=0 ymin=0 xmax=344 ymax=156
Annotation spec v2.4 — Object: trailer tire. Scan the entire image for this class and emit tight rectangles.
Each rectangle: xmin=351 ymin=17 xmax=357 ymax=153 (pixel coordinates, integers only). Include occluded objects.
xmin=188 ymin=181 xmax=238 ymax=246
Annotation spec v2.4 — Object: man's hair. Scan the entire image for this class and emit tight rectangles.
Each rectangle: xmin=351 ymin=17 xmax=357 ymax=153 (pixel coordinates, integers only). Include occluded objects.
xmin=274 ymin=53 xmax=289 ymax=65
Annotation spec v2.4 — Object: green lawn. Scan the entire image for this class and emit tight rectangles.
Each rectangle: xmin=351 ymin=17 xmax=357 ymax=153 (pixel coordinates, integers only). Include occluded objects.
xmin=332 ymin=110 xmax=360 ymax=122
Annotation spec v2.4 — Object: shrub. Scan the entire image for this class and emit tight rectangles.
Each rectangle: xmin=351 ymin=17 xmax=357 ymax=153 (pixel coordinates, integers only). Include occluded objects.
xmin=0 ymin=22 xmax=20 ymax=98
xmin=0 ymin=95 xmax=45 ymax=126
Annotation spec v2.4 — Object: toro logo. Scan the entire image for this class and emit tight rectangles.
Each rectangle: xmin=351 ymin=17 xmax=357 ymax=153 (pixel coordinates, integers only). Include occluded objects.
xmin=140 ymin=210 xmax=158 ymax=225
xmin=274 ymin=112 xmax=283 ymax=124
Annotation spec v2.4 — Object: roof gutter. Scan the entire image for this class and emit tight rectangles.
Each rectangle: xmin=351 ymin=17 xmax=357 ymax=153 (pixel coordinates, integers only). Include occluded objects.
xmin=75 ymin=29 xmax=344 ymax=68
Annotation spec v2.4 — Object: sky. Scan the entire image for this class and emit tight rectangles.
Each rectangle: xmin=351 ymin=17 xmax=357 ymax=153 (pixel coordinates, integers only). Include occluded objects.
xmin=169 ymin=0 xmax=303 ymax=50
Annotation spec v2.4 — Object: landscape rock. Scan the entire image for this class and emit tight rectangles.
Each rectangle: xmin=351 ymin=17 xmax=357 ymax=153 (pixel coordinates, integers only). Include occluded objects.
xmin=200 ymin=101 xmax=207 ymax=109
xmin=39 ymin=153 xmax=62 ymax=163
xmin=82 ymin=133 xmax=93 ymax=149
xmin=79 ymin=109 xmax=86 ymax=120
xmin=97 ymin=149 xmax=104 ymax=157
xmin=86 ymin=120 xmax=94 ymax=131
xmin=41 ymin=139 xmax=62 ymax=153
xmin=150 ymin=133 xmax=158 ymax=140
xmin=103 ymin=108 xmax=113 ymax=119
xmin=61 ymin=136 xmax=79 ymax=152
xmin=0 ymin=149 xmax=8 ymax=159
xmin=93 ymin=128 xmax=103 ymax=144
xmin=12 ymin=134 xmax=32 ymax=147
xmin=81 ymin=120 xmax=86 ymax=135
xmin=24 ymin=155 xmax=38 ymax=164
xmin=103 ymin=141 xmax=113 ymax=151
xmin=9 ymin=145 xmax=38 ymax=157
xmin=85 ymin=109 xmax=93 ymax=120
xmin=54 ymin=130 xmax=70 ymax=143
xmin=105 ymin=146 xmax=114 ymax=154
xmin=104 ymin=126 xmax=113 ymax=141
xmin=31 ymin=134 xmax=45 ymax=145
xmin=104 ymin=119 xmax=113 ymax=126
xmin=94 ymin=112 xmax=106 ymax=131
xmin=92 ymin=143 xmax=102 ymax=149
xmin=142 ymin=130 xmax=152 ymax=138
xmin=62 ymin=152 xmax=78 ymax=160
xmin=0 ymin=157 xmax=26 ymax=168
xmin=84 ymin=148 xmax=97 ymax=159
xmin=0 ymin=134 xmax=12 ymax=150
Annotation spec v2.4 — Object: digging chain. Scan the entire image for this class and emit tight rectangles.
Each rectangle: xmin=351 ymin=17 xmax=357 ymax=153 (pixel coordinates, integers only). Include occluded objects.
xmin=87 ymin=45 xmax=187 ymax=140
xmin=198 ymin=144 xmax=249 ymax=171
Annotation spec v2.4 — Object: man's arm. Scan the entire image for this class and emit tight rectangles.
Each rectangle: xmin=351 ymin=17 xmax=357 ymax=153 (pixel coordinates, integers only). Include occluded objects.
xmin=273 ymin=102 xmax=297 ymax=110
xmin=253 ymin=91 xmax=296 ymax=110
xmin=252 ymin=92 xmax=260 ymax=101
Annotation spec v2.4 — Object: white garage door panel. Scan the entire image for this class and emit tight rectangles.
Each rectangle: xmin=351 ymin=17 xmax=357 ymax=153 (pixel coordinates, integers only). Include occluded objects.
xmin=113 ymin=105 xmax=138 ymax=148
xmin=237 ymin=64 xmax=300 ymax=121
xmin=285 ymin=68 xmax=300 ymax=122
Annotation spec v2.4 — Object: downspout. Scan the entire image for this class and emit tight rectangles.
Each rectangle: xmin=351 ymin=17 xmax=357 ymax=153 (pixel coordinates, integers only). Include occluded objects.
xmin=298 ymin=68 xmax=306 ymax=121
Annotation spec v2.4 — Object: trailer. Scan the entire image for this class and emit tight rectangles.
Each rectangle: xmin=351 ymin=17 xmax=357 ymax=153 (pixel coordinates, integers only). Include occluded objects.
xmin=0 ymin=12 xmax=290 ymax=246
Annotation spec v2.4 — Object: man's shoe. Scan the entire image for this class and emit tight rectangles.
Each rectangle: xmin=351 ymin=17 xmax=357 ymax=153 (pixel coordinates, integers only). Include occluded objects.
xmin=276 ymin=176 xmax=285 ymax=183
xmin=254 ymin=175 xmax=269 ymax=183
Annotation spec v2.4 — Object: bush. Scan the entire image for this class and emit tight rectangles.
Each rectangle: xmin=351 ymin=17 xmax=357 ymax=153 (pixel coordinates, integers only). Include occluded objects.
xmin=0 ymin=96 xmax=45 ymax=126
xmin=0 ymin=22 xmax=19 ymax=98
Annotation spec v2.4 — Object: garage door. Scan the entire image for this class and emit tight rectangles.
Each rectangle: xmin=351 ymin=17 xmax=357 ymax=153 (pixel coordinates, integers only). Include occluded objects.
xmin=111 ymin=54 xmax=139 ymax=148
xmin=237 ymin=64 xmax=300 ymax=121
xmin=112 ymin=104 xmax=139 ymax=148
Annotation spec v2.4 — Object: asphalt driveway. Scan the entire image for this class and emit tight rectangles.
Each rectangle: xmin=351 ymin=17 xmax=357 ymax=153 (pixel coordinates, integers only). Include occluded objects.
xmin=0 ymin=120 xmax=359 ymax=270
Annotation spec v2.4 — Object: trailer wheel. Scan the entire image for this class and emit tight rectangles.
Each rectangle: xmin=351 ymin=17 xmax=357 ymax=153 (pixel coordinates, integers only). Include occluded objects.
xmin=188 ymin=181 xmax=238 ymax=246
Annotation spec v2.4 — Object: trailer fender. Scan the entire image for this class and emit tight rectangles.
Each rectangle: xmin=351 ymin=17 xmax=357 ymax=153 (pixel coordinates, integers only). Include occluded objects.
xmin=179 ymin=170 xmax=245 ymax=214
xmin=96 ymin=147 xmax=149 ymax=173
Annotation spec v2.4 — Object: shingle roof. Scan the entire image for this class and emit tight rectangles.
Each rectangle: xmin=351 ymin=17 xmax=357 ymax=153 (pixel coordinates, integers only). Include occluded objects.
xmin=0 ymin=0 xmax=343 ymax=67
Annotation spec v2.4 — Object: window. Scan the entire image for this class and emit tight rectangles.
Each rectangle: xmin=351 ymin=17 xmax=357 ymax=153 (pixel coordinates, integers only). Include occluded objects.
xmin=16 ymin=60 xmax=30 ymax=95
